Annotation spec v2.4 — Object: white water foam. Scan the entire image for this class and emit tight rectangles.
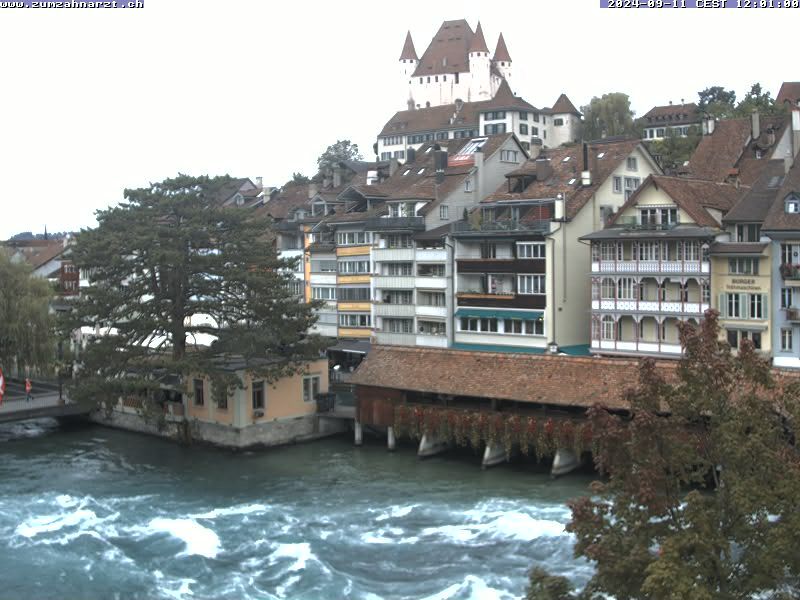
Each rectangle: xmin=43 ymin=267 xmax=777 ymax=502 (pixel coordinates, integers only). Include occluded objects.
xmin=146 ymin=518 xmax=221 ymax=559
xmin=191 ymin=503 xmax=268 ymax=520
xmin=268 ymin=542 xmax=314 ymax=573
xmin=374 ymin=504 xmax=417 ymax=522
xmin=419 ymin=574 xmax=513 ymax=600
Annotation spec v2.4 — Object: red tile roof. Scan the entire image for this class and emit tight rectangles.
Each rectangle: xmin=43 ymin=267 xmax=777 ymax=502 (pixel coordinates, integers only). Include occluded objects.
xmin=550 ymin=94 xmax=580 ymax=116
xmin=468 ymin=22 xmax=489 ymax=53
xmin=610 ymin=176 xmax=741 ymax=228
xmin=776 ymin=82 xmax=800 ymax=107
xmin=492 ymin=33 xmax=511 ymax=62
xmin=399 ymin=31 xmax=418 ymax=61
xmin=350 ymin=345 xmax=678 ymax=411
xmin=642 ymin=103 xmax=700 ymax=126
xmin=762 ymin=158 xmax=800 ymax=231
xmin=413 ymin=19 xmax=475 ymax=77
xmin=255 ymin=184 xmax=310 ymax=220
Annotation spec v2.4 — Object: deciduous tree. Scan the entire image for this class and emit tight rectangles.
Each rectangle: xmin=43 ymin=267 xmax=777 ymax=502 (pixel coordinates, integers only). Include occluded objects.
xmin=698 ymin=85 xmax=737 ymax=119
xmin=527 ymin=311 xmax=800 ymax=599
xmin=0 ymin=253 xmax=55 ymax=375
xmin=580 ymin=93 xmax=637 ymax=141
xmin=65 ymin=174 xmax=325 ymax=407
xmin=316 ymin=139 xmax=363 ymax=173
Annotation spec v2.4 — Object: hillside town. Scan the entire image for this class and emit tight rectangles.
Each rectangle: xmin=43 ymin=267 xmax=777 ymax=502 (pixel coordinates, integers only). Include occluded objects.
xmin=5 ymin=21 xmax=800 ymax=462
xmin=3 ymin=11 xmax=800 ymax=600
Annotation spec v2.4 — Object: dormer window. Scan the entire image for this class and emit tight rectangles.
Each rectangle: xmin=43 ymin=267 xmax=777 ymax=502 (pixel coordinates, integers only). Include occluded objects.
xmin=786 ymin=197 xmax=800 ymax=214
xmin=417 ymin=168 xmax=425 ymax=175
xmin=234 ymin=193 xmax=244 ymax=206
xmin=402 ymin=169 xmax=411 ymax=176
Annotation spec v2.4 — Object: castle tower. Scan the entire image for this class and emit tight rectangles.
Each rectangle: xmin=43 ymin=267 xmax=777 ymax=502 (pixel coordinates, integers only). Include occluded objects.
xmin=467 ymin=22 xmax=491 ymax=102
xmin=492 ymin=33 xmax=512 ymax=83
xmin=399 ymin=31 xmax=418 ymax=110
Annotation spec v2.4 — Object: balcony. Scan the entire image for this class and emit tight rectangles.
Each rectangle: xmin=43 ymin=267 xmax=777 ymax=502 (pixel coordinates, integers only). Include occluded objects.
xmin=456 ymin=292 xmax=545 ymax=310
xmin=592 ymin=299 xmax=709 ymax=315
xmin=592 ymin=339 xmax=682 ymax=355
xmin=614 ymin=217 xmax=679 ymax=231
xmin=451 ymin=219 xmax=551 ymax=236
xmin=372 ymin=247 xmax=415 ymax=262
xmin=415 ymin=305 xmax=448 ymax=319
xmin=374 ymin=303 xmax=416 ymax=318
xmin=457 ymin=258 xmax=545 ymax=274
xmin=780 ymin=264 xmax=800 ymax=281
xmin=373 ymin=275 xmax=416 ymax=289
xmin=373 ymin=331 xmax=417 ymax=346
xmin=591 ymin=260 xmax=709 ymax=275
xmin=416 ymin=248 xmax=447 ymax=262
xmin=365 ymin=216 xmax=425 ymax=231
xmin=785 ymin=307 xmax=800 ymax=322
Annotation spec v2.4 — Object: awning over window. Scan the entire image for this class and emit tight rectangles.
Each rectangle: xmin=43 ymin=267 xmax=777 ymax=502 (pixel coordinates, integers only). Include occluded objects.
xmin=455 ymin=308 xmax=544 ymax=320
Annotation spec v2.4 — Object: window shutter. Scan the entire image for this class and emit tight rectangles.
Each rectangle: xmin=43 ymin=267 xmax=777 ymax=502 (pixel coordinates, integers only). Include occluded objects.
xmin=740 ymin=294 xmax=749 ymax=319
xmin=762 ymin=294 xmax=768 ymax=320
xmin=718 ymin=294 xmax=727 ymax=318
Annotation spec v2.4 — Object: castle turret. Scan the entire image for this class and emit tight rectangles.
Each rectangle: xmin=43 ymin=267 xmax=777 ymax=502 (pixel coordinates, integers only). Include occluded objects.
xmin=492 ymin=33 xmax=512 ymax=82
xmin=468 ymin=22 xmax=491 ymax=102
xmin=399 ymin=31 xmax=418 ymax=109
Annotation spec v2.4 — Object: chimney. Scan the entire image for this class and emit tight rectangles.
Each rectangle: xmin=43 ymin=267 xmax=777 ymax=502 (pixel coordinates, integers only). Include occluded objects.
xmin=255 ymin=176 xmax=263 ymax=189
xmin=406 ymin=147 xmax=416 ymax=164
xmin=581 ymin=143 xmax=592 ymax=186
xmin=529 ymin=137 xmax=543 ymax=159
xmin=389 ymin=157 xmax=399 ymax=177
xmin=792 ymin=109 xmax=800 ymax=166
xmin=703 ymin=116 xmax=716 ymax=136
xmin=751 ymin=109 xmax=761 ymax=141
xmin=333 ymin=168 xmax=342 ymax=188
xmin=307 ymin=183 xmax=318 ymax=199
xmin=554 ymin=192 xmax=565 ymax=221
xmin=474 ymin=150 xmax=485 ymax=199
xmin=435 ymin=149 xmax=447 ymax=184
xmin=534 ymin=158 xmax=552 ymax=182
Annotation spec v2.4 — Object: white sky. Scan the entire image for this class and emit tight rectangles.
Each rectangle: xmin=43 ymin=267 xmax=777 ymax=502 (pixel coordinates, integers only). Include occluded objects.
xmin=0 ymin=0 xmax=795 ymax=239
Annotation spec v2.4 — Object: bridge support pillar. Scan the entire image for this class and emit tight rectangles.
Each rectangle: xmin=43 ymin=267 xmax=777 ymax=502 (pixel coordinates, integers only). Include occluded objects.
xmin=482 ymin=443 xmax=507 ymax=469
xmin=387 ymin=426 xmax=396 ymax=452
xmin=354 ymin=421 xmax=363 ymax=446
xmin=551 ymin=448 xmax=582 ymax=477
xmin=418 ymin=433 xmax=449 ymax=458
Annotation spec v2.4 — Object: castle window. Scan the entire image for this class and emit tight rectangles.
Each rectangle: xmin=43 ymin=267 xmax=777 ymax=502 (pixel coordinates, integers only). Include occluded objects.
xmin=443 ymin=75 xmax=447 ymax=81
xmin=455 ymin=73 xmax=459 ymax=84
xmin=533 ymin=113 xmax=539 ymax=123
xmin=419 ymin=78 xmax=423 ymax=84
xmin=554 ymin=118 xmax=564 ymax=127
xmin=520 ymin=111 xmax=528 ymax=120
xmin=519 ymin=124 xmax=528 ymax=135
xmin=435 ymin=76 xmax=438 ymax=82
xmin=427 ymin=77 xmax=430 ymax=83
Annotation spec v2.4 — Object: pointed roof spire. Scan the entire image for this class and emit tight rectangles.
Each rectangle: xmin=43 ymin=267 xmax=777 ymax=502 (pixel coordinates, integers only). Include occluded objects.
xmin=400 ymin=31 xmax=418 ymax=61
xmin=493 ymin=33 xmax=512 ymax=62
xmin=468 ymin=21 xmax=489 ymax=53
xmin=551 ymin=93 xmax=581 ymax=116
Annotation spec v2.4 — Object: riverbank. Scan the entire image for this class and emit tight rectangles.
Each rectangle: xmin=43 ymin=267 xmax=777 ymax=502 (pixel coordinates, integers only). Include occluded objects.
xmin=0 ymin=419 xmax=594 ymax=599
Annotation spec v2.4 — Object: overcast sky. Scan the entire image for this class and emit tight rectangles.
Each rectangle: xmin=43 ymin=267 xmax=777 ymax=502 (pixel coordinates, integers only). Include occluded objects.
xmin=0 ymin=0 xmax=795 ymax=239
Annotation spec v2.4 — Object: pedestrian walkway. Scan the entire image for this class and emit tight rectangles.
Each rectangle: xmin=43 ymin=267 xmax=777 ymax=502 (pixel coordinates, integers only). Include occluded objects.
xmin=0 ymin=379 xmax=87 ymax=423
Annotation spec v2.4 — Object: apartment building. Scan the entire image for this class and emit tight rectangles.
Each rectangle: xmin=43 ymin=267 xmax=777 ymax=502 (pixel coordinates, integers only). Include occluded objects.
xmin=585 ymin=176 xmax=740 ymax=358
xmin=452 ymin=138 xmax=661 ymax=354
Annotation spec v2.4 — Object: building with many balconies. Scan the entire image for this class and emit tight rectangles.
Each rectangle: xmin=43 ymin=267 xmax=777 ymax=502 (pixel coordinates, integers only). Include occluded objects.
xmin=453 ymin=138 xmax=661 ymax=354
xmin=584 ymin=176 xmax=742 ymax=358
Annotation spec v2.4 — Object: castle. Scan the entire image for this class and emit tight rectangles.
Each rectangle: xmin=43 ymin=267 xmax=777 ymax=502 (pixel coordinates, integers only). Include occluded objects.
xmin=399 ymin=20 xmax=512 ymax=110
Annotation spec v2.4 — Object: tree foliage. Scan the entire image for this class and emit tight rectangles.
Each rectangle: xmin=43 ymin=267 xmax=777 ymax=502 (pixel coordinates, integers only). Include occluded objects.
xmin=529 ymin=311 xmax=800 ymax=599
xmin=580 ymin=93 xmax=637 ymax=141
xmin=291 ymin=172 xmax=310 ymax=185
xmin=733 ymin=83 xmax=783 ymax=118
xmin=65 ymin=174 xmax=325 ymax=407
xmin=316 ymin=139 xmax=363 ymax=173
xmin=698 ymin=86 xmax=737 ymax=119
xmin=0 ymin=253 xmax=55 ymax=375
xmin=648 ymin=126 xmax=702 ymax=174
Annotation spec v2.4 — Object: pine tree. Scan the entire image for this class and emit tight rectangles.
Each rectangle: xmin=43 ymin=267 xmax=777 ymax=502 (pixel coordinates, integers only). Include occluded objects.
xmin=65 ymin=174 xmax=325 ymax=407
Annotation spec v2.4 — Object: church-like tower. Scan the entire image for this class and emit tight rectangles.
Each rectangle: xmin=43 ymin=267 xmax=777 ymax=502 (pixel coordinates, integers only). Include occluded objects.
xmin=399 ymin=31 xmax=418 ymax=110
xmin=492 ymin=33 xmax=512 ymax=82
xmin=468 ymin=22 xmax=491 ymax=102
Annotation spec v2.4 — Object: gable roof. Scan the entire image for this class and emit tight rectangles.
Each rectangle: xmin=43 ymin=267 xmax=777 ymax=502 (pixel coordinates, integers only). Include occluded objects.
xmin=687 ymin=115 xmax=786 ymax=184
xmin=492 ymin=33 xmax=511 ymax=62
xmin=400 ymin=31 xmax=418 ymax=61
xmin=2 ymin=240 xmax=67 ymax=270
xmin=485 ymin=138 xmax=655 ymax=220
xmin=776 ymin=82 xmax=800 ymax=107
xmin=379 ymin=85 xmax=536 ymax=137
xmin=350 ymin=345 xmax=677 ymax=411
xmin=762 ymin=158 xmax=800 ymax=231
xmin=550 ymin=94 xmax=580 ymax=116
xmin=723 ymin=159 xmax=785 ymax=223
xmin=255 ymin=184 xmax=310 ymax=220
xmin=642 ymin=103 xmax=701 ymax=126
xmin=413 ymin=19 xmax=475 ymax=77
xmin=611 ymin=176 xmax=741 ymax=228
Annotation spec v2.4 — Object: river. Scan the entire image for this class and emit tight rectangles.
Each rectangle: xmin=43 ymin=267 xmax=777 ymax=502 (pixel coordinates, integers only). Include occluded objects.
xmin=0 ymin=420 xmax=594 ymax=599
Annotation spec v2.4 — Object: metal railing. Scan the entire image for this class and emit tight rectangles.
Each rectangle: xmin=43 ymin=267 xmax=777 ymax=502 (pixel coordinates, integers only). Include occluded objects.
xmin=451 ymin=219 xmax=551 ymax=234
xmin=614 ymin=217 xmax=679 ymax=231
xmin=365 ymin=216 xmax=425 ymax=231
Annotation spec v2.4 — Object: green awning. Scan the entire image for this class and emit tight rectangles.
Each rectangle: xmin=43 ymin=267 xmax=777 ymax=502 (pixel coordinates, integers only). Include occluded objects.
xmin=455 ymin=308 xmax=544 ymax=320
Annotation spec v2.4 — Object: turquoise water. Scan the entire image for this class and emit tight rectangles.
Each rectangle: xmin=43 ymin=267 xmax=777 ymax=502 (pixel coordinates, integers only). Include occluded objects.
xmin=0 ymin=420 xmax=593 ymax=599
